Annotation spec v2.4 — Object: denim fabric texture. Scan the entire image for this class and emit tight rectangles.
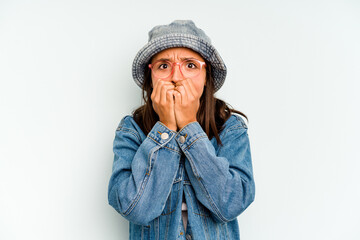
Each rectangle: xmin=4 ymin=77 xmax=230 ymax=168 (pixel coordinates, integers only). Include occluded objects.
xmin=107 ymin=114 xmax=255 ymax=239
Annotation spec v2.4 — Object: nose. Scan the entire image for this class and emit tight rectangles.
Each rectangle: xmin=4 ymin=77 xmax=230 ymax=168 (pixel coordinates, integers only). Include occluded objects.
xmin=170 ymin=62 xmax=183 ymax=82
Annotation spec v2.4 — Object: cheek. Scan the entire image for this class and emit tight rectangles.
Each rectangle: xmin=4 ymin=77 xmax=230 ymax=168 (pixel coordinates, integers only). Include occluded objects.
xmin=193 ymin=77 xmax=206 ymax=96
xmin=151 ymin=74 xmax=172 ymax=85
xmin=151 ymin=75 xmax=158 ymax=87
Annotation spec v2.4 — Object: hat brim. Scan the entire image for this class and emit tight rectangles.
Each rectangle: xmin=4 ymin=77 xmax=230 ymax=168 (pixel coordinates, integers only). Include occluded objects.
xmin=132 ymin=34 xmax=226 ymax=92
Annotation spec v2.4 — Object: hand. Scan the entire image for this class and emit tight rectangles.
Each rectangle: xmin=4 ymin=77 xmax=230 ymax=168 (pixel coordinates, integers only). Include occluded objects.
xmin=151 ymin=80 xmax=177 ymax=131
xmin=173 ymin=79 xmax=201 ymax=129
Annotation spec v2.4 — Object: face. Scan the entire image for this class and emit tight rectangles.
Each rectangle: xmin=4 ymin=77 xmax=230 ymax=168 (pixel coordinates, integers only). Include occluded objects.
xmin=150 ymin=47 xmax=207 ymax=96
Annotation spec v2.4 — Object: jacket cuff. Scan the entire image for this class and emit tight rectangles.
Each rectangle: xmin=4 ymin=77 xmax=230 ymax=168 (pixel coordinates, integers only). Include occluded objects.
xmin=175 ymin=121 xmax=208 ymax=150
xmin=147 ymin=121 xmax=181 ymax=152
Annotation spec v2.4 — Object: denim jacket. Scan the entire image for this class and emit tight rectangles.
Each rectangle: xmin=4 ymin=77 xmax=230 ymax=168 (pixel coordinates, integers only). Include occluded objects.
xmin=107 ymin=114 xmax=255 ymax=240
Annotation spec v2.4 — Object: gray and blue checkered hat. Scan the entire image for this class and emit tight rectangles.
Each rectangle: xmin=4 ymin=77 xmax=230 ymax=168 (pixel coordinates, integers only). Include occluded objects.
xmin=132 ymin=20 xmax=227 ymax=92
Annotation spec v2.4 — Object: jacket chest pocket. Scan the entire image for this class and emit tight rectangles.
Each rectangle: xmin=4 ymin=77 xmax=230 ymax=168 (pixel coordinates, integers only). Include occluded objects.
xmin=161 ymin=180 xmax=181 ymax=215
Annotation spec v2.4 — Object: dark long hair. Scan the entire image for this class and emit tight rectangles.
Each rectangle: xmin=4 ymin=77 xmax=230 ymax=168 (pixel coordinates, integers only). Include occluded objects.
xmin=132 ymin=61 xmax=248 ymax=146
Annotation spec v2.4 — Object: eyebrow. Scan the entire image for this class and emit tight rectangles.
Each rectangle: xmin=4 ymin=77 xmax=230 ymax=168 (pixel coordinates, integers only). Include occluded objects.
xmin=153 ymin=57 xmax=199 ymax=62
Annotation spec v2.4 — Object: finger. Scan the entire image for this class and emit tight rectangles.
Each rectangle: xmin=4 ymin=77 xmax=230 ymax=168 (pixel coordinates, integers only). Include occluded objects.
xmin=166 ymin=88 xmax=175 ymax=105
xmin=160 ymin=83 xmax=174 ymax=105
xmin=154 ymin=80 xmax=167 ymax=103
xmin=175 ymin=82 xmax=187 ymax=104
xmin=181 ymin=78 xmax=197 ymax=99
xmin=173 ymin=89 xmax=182 ymax=105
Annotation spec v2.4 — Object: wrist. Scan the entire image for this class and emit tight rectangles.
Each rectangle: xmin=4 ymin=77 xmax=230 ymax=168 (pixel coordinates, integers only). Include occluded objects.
xmin=160 ymin=121 xmax=177 ymax=131
xmin=178 ymin=119 xmax=197 ymax=129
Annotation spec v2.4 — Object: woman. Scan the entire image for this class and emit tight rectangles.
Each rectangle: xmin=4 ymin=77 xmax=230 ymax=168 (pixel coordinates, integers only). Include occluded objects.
xmin=108 ymin=20 xmax=255 ymax=239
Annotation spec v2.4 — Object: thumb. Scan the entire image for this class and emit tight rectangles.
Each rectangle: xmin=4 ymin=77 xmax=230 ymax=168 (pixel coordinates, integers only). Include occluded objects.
xmin=166 ymin=89 xmax=175 ymax=105
xmin=173 ymin=90 xmax=181 ymax=106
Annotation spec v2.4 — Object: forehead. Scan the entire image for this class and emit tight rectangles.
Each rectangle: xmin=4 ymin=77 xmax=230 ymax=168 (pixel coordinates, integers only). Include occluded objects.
xmin=151 ymin=47 xmax=205 ymax=61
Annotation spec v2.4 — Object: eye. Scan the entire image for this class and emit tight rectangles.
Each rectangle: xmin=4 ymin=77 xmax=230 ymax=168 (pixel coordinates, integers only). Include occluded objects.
xmin=158 ymin=63 xmax=169 ymax=70
xmin=185 ymin=62 xmax=198 ymax=69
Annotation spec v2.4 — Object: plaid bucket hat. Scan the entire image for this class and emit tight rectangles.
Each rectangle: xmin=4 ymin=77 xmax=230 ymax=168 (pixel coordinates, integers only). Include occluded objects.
xmin=132 ymin=20 xmax=227 ymax=92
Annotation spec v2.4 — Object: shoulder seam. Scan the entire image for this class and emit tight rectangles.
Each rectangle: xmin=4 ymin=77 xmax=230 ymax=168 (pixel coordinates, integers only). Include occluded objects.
xmin=117 ymin=127 xmax=141 ymax=142
xmin=224 ymin=114 xmax=248 ymax=134
xmin=116 ymin=115 xmax=141 ymax=142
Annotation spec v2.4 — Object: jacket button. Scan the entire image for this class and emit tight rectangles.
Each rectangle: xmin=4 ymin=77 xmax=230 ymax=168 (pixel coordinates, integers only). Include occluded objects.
xmin=180 ymin=231 xmax=184 ymax=235
xmin=179 ymin=136 xmax=186 ymax=143
xmin=161 ymin=132 xmax=169 ymax=140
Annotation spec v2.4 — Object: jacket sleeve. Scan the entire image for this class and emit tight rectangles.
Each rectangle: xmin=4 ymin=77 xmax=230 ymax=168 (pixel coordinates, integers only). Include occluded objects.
xmin=107 ymin=116 xmax=182 ymax=226
xmin=176 ymin=117 xmax=255 ymax=223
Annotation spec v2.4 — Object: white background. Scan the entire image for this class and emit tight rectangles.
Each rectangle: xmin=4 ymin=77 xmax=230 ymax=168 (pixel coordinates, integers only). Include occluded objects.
xmin=1 ymin=0 xmax=359 ymax=239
